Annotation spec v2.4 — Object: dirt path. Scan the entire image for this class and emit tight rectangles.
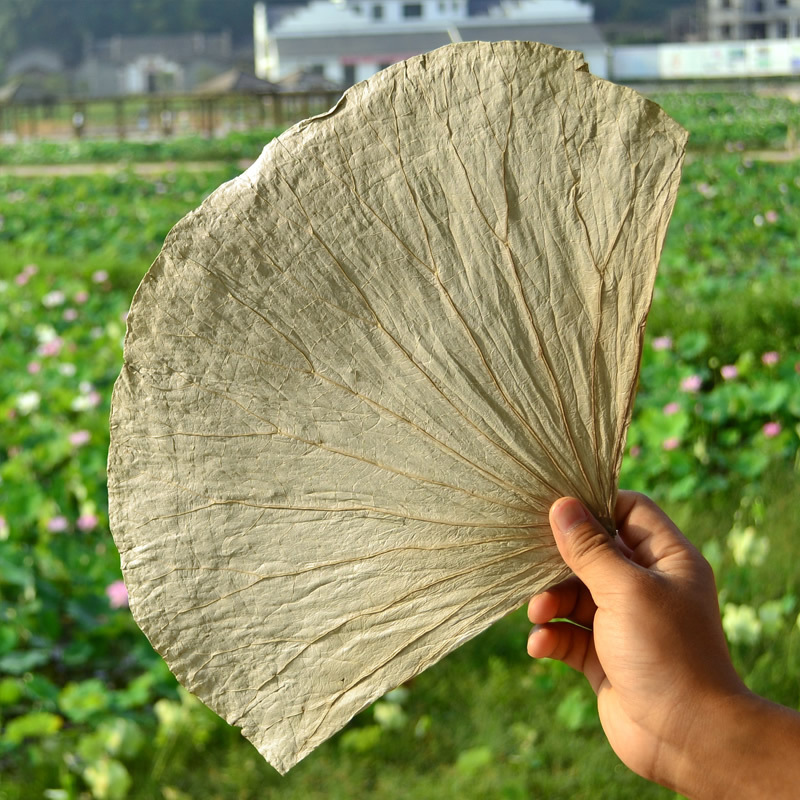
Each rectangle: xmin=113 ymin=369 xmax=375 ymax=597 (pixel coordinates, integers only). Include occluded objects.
xmin=742 ymin=149 xmax=800 ymax=163
xmin=677 ymin=148 xmax=800 ymax=166
xmin=0 ymin=159 xmax=255 ymax=177
xmin=4 ymin=149 xmax=800 ymax=178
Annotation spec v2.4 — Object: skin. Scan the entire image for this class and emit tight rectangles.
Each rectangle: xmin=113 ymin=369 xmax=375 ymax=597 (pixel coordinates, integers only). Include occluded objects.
xmin=527 ymin=492 xmax=800 ymax=799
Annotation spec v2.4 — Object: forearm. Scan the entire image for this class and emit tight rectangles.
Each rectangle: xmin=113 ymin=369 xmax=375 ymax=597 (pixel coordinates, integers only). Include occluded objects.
xmin=670 ymin=691 xmax=800 ymax=800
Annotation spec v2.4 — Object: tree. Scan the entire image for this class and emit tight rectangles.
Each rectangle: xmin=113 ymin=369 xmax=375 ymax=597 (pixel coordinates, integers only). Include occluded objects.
xmin=0 ymin=0 xmax=261 ymax=75
xmin=591 ymin=0 xmax=696 ymax=24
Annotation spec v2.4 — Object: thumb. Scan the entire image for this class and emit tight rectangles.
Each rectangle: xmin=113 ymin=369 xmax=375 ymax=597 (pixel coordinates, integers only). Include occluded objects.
xmin=550 ymin=497 xmax=632 ymax=592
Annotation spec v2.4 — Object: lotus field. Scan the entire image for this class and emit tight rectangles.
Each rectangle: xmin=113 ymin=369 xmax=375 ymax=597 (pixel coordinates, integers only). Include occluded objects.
xmin=1 ymin=91 xmax=799 ymax=799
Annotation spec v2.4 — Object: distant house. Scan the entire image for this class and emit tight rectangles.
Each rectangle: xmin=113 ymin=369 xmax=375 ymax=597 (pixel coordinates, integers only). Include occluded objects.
xmin=73 ymin=32 xmax=249 ymax=97
xmin=706 ymin=0 xmax=800 ymax=41
xmin=2 ymin=47 xmax=70 ymax=101
xmin=255 ymin=0 xmax=607 ymax=85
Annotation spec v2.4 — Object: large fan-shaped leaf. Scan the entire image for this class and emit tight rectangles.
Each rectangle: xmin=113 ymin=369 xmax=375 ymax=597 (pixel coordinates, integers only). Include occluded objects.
xmin=108 ymin=41 xmax=687 ymax=773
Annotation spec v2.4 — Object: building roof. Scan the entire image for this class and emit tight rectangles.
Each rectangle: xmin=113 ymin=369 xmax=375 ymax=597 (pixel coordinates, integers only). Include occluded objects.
xmin=267 ymin=0 xmax=517 ymax=25
xmin=194 ymin=69 xmax=280 ymax=94
xmin=277 ymin=69 xmax=343 ymax=91
xmin=277 ymin=30 xmax=453 ymax=61
xmin=458 ymin=21 xmax=606 ymax=47
xmin=276 ymin=22 xmax=605 ymax=61
xmin=0 ymin=79 xmax=59 ymax=105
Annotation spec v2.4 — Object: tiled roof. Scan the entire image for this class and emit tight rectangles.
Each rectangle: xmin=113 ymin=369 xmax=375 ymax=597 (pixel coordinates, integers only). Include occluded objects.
xmin=275 ymin=22 xmax=604 ymax=59
xmin=458 ymin=22 xmax=605 ymax=47
xmin=277 ymin=30 xmax=452 ymax=59
xmin=194 ymin=69 xmax=280 ymax=94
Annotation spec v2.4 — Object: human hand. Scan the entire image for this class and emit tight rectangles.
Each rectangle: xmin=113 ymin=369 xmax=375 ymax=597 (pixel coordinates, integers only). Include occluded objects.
xmin=527 ymin=492 xmax=749 ymax=796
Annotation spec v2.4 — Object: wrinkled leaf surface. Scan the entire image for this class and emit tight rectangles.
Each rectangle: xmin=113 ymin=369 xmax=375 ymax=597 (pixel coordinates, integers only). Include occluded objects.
xmin=108 ymin=41 xmax=687 ymax=773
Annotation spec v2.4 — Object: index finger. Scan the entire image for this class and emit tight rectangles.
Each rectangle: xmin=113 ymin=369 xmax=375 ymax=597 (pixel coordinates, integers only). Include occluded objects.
xmin=614 ymin=490 xmax=698 ymax=569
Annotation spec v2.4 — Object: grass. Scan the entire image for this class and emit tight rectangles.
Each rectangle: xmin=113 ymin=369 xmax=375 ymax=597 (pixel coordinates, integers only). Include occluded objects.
xmin=0 ymin=130 xmax=283 ymax=166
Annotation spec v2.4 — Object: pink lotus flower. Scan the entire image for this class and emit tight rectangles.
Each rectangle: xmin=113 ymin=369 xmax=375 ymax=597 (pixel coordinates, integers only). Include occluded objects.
xmin=92 ymin=270 xmax=109 ymax=284
xmin=763 ymin=422 xmax=782 ymax=438
xmin=652 ymin=336 xmax=673 ymax=351
xmin=106 ymin=580 xmax=129 ymax=609
xmin=73 ymin=290 xmax=89 ymax=304
xmin=37 ymin=337 xmax=63 ymax=357
xmin=761 ymin=351 xmax=779 ymax=366
xmin=696 ymin=182 xmax=716 ymax=198
xmin=63 ymin=308 xmax=78 ymax=322
xmin=47 ymin=516 xmax=69 ymax=533
xmin=765 ymin=210 xmax=779 ymax=224
xmin=663 ymin=438 xmax=680 ymax=451
xmin=15 ymin=263 xmax=37 ymax=286
xmin=629 ymin=446 xmax=641 ymax=458
xmin=680 ymin=375 xmax=702 ymax=393
xmin=42 ymin=290 xmax=66 ymax=308
xmin=27 ymin=361 xmax=41 ymax=375
xmin=663 ymin=402 xmax=680 ymax=416
xmin=77 ymin=513 xmax=99 ymax=531
xmin=69 ymin=430 xmax=90 ymax=447
xmin=721 ymin=365 xmax=738 ymax=380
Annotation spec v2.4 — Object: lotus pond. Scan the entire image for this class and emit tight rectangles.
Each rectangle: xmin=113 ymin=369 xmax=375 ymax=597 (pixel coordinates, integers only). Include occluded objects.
xmin=1 ymin=92 xmax=799 ymax=800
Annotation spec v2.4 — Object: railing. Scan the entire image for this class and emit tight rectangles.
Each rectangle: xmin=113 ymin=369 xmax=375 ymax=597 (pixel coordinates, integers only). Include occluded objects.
xmin=0 ymin=89 xmax=344 ymax=143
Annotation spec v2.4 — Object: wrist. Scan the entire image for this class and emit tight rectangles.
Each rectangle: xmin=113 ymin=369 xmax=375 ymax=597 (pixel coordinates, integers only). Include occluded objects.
xmin=666 ymin=688 xmax=754 ymax=799
xmin=669 ymin=689 xmax=800 ymax=800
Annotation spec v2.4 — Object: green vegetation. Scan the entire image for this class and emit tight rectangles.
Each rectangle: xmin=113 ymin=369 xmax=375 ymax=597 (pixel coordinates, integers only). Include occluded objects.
xmin=0 ymin=131 xmax=281 ymax=167
xmin=1 ymin=93 xmax=799 ymax=799
xmin=621 ymin=153 xmax=800 ymax=501
xmin=0 ymin=167 xmax=241 ymax=264
xmin=591 ymin=0 xmax=692 ymax=25
xmin=649 ymin=91 xmax=800 ymax=153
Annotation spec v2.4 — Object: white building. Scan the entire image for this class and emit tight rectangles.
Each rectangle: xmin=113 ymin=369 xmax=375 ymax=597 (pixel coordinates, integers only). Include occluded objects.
xmin=707 ymin=0 xmax=800 ymax=41
xmin=255 ymin=0 xmax=607 ymax=86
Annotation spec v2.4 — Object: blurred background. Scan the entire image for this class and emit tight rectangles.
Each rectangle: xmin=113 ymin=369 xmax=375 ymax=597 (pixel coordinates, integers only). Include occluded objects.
xmin=1 ymin=1 xmax=799 ymax=798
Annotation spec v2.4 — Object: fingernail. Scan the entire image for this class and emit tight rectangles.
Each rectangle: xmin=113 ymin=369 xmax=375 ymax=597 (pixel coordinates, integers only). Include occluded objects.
xmin=552 ymin=498 xmax=589 ymax=534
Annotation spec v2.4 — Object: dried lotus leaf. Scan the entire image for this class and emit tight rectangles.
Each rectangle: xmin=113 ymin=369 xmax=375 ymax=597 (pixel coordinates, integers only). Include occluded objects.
xmin=108 ymin=40 xmax=687 ymax=773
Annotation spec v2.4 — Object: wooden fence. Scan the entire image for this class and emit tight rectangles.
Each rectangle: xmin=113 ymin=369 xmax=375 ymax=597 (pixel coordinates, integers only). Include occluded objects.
xmin=0 ymin=90 xmax=343 ymax=142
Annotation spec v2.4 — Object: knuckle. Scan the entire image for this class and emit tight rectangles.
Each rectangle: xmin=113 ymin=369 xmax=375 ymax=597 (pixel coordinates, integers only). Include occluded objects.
xmin=627 ymin=490 xmax=654 ymax=510
xmin=567 ymin=522 xmax=613 ymax=566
